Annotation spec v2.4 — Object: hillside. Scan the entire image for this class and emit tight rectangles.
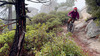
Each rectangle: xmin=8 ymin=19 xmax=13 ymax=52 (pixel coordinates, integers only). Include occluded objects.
xmin=0 ymin=0 xmax=100 ymax=56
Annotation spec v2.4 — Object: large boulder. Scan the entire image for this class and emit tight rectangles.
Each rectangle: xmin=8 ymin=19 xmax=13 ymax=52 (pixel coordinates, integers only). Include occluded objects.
xmin=40 ymin=0 xmax=58 ymax=13
xmin=75 ymin=21 xmax=87 ymax=30
xmin=27 ymin=7 xmax=38 ymax=17
xmin=57 ymin=6 xmax=72 ymax=12
xmin=80 ymin=6 xmax=92 ymax=20
xmin=85 ymin=20 xmax=100 ymax=37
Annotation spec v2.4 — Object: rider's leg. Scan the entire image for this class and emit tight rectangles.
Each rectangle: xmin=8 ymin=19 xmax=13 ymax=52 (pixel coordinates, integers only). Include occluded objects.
xmin=72 ymin=20 xmax=75 ymax=23
xmin=67 ymin=18 xmax=72 ymax=25
xmin=72 ymin=18 xmax=76 ymax=23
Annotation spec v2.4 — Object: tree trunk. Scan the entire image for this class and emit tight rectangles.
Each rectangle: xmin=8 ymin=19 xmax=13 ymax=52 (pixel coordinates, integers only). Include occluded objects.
xmin=9 ymin=0 xmax=26 ymax=56
xmin=8 ymin=5 xmax=12 ymax=31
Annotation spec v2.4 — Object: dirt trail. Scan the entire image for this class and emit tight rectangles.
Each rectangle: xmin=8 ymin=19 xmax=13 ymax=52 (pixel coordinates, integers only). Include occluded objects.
xmin=61 ymin=19 xmax=100 ymax=56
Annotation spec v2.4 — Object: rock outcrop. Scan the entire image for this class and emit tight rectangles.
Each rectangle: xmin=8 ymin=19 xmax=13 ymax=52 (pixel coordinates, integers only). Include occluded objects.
xmin=85 ymin=20 xmax=100 ymax=37
xmin=75 ymin=21 xmax=87 ymax=30
xmin=27 ymin=7 xmax=38 ymax=17
xmin=40 ymin=0 xmax=58 ymax=13
xmin=80 ymin=6 xmax=92 ymax=20
xmin=57 ymin=6 xmax=72 ymax=12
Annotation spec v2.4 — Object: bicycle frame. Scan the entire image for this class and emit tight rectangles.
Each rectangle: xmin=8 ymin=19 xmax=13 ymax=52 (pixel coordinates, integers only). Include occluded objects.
xmin=67 ymin=19 xmax=75 ymax=33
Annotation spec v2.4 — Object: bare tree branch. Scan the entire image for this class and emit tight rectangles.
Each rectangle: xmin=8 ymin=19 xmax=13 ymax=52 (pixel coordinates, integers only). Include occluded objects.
xmin=27 ymin=0 xmax=50 ymax=3
xmin=42 ymin=0 xmax=52 ymax=6
xmin=0 ymin=18 xmax=16 ymax=21
xmin=0 ymin=1 xmax=15 ymax=6
xmin=0 ymin=22 xmax=16 ymax=28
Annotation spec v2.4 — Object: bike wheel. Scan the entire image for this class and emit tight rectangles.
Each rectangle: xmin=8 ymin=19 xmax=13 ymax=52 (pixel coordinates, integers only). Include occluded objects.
xmin=69 ymin=24 xmax=72 ymax=32
xmin=69 ymin=23 xmax=74 ymax=33
xmin=67 ymin=23 xmax=70 ymax=32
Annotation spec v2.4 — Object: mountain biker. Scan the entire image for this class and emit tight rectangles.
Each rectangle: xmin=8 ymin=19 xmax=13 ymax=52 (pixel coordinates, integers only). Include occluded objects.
xmin=67 ymin=7 xmax=80 ymax=25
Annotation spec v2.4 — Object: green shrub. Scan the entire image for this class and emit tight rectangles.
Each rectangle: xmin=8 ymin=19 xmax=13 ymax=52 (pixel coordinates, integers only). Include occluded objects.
xmin=0 ymin=31 xmax=15 ymax=44
xmin=50 ymin=11 xmax=69 ymax=24
xmin=52 ymin=27 xmax=63 ymax=33
xmin=26 ymin=25 xmax=34 ymax=31
xmin=36 ymin=36 xmax=86 ymax=56
xmin=0 ymin=19 xmax=5 ymax=32
xmin=31 ymin=11 xmax=69 ymax=26
xmin=46 ymin=18 xmax=62 ymax=30
xmin=0 ymin=31 xmax=15 ymax=56
xmin=25 ymin=23 xmax=56 ymax=52
xmin=0 ymin=43 xmax=9 ymax=56
xmin=32 ymin=13 xmax=48 ymax=24
xmin=94 ymin=19 xmax=100 ymax=26
xmin=49 ymin=11 xmax=57 ymax=15
xmin=0 ymin=11 xmax=87 ymax=56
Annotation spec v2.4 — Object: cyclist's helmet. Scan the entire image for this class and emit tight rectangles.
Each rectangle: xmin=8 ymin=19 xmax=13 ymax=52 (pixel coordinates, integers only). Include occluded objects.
xmin=74 ymin=7 xmax=77 ymax=10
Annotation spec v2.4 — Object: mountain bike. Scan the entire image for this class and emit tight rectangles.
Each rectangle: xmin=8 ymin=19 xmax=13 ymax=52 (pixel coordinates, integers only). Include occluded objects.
xmin=67 ymin=18 xmax=76 ymax=33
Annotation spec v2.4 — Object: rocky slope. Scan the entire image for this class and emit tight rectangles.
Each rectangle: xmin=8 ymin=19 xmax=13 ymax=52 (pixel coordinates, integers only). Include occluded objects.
xmin=27 ymin=7 xmax=38 ymax=17
xmin=61 ymin=18 xmax=100 ymax=56
xmin=40 ymin=0 xmax=58 ymax=13
xmin=57 ymin=6 xmax=72 ymax=12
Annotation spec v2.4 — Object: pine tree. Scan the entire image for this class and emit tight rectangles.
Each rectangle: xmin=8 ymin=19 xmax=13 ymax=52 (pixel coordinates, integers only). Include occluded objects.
xmin=86 ymin=0 xmax=100 ymax=18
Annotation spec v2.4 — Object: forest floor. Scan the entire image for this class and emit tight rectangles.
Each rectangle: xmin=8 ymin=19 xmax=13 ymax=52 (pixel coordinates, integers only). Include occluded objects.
xmin=61 ymin=19 xmax=100 ymax=56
